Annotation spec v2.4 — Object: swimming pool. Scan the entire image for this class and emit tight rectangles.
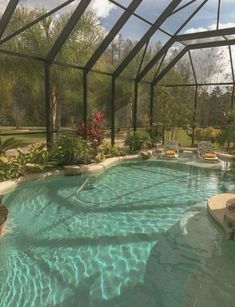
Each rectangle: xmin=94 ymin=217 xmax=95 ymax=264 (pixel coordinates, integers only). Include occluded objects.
xmin=1 ymin=161 xmax=235 ymax=307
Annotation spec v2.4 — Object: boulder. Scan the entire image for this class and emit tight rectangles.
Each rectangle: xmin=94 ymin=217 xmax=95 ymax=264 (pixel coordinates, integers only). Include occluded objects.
xmin=140 ymin=151 xmax=152 ymax=160
xmin=64 ymin=165 xmax=81 ymax=176
xmin=0 ymin=205 xmax=8 ymax=226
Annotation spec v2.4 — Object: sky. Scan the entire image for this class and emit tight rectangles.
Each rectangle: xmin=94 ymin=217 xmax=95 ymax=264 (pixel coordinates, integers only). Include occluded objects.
xmin=1 ymin=0 xmax=235 ymax=40
xmin=0 ymin=0 xmax=235 ymax=80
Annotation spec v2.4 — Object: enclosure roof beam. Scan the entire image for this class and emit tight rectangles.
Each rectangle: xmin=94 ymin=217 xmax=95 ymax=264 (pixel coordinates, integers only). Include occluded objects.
xmin=137 ymin=38 xmax=175 ymax=82
xmin=153 ymin=47 xmax=189 ymax=85
xmin=85 ymin=0 xmax=143 ymax=73
xmin=216 ymin=0 xmax=221 ymax=30
xmin=188 ymin=49 xmax=197 ymax=84
xmin=0 ymin=45 xmax=115 ymax=76
xmin=108 ymin=0 xmax=151 ymax=24
xmin=171 ymin=0 xmax=197 ymax=16
xmin=0 ymin=0 xmax=19 ymax=39
xmin=46 ymin=0 xmax=92 ymax=64
xmin=53 ymin=60 xmax=113 ymax=76
xmin=108 ymin=0 xmax=189 ymax=48
xmin=152 ymin=52 xmax=167 ymax=82
xmin=0 ymin=0 xmax=76 ymax=46
xmin=163 ymin=82 xmax=234 ymax=87
xmin=137 ymin=0 xmax=208 ymax=82
xmin=189 ymin=38 xmax=235 ymax=49
xmin=0 ymin=48 xmax=45 ymax=62
xmin=228 ymin=45 xmax=235 ymax=83
xmin=135 ymin=39 xmax=150 ymax=80
xmin=175 ymin=27 xmax=235 ymax=42
xmin=113 ymin=0 xmax=182 ymax=79
xmin=153 ymin=38 xmax=235 ymax=86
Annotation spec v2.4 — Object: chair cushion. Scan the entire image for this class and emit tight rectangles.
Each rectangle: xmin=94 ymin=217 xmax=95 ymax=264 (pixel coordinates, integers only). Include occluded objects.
xmin=164 ymin=150 xmax=176 ymax=155
xmin=203 ymin=151 xmax=216 ymax=158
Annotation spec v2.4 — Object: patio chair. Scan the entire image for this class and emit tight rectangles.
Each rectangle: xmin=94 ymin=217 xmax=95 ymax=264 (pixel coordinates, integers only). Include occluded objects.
xmin=198 ymin=141 xmax=219 ymax=162
xmin=161 ymin=140 xmax=178 ymax=159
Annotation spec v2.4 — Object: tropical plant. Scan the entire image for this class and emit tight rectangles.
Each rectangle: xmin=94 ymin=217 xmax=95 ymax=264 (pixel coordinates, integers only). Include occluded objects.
xmin=17 ymin=143 xmax=49 ymax=165
xmin=125 ymin=130 xmax=152 ymax=151
xmin=15 ymin=143 xmax=51 ymax=174
xmin=0 ymin=155 xmax=23 ymax=180
xmin=0 ymin=137 xmax=18 ymax=155
xmin=49 ymin=135 xmax=91 ymax=166
xmin=75 ymin=112 xmax=105 ymax=154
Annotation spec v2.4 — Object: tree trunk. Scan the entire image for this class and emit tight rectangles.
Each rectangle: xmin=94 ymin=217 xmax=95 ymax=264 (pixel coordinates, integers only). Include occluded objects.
xmin=50 ymin=85 xmax=61 ymax=132
xmin=171 ymin=127 xmax=175 ymax=140
xmin=162 ymin=124 xmax=165 ymax=145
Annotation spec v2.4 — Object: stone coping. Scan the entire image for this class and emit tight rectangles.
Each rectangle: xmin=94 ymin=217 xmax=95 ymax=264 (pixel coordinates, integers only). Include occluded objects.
xmin=207 ymin=193 xmax=235 ymax=229
xmin=80 ymin=155 xmax=139 ymax=173
xmin=215 ymin=152 xmax=235 ymax=162
xmin=0 ymin=152 xmax=232 ymax=196
xmin=0 ymin=170 xmax=64 ymax=195
xmin=0 ymin=155 xmax=140 ymax=195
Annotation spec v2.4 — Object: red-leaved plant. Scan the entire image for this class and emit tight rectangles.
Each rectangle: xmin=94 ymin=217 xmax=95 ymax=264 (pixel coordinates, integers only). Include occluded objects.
xmin=75 ymin=112 xmax=105 ymax=154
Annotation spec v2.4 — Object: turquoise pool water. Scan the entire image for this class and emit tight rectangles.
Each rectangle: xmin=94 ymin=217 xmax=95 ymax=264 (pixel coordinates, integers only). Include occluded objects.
xmin=1 ymin=161 xmax=235 ymax=307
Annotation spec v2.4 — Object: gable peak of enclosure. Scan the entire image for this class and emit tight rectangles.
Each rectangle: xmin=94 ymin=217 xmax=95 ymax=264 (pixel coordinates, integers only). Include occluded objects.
xmin=0 ymin=0 xmax=235 ymax=146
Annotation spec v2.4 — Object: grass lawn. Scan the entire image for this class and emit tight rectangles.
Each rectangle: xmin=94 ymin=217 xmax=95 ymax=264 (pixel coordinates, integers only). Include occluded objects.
xmin=0 ymin=126 xmax=230 ymax=150
xmin=0 ymin=127 xmax=46 ymax=147
xmin=164 ymin=128 xmax=192 ymax=147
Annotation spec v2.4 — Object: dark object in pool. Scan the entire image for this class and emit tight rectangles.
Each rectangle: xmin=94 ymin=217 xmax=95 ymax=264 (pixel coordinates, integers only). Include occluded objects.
xmin=86 ymin=183 xmax=96 ymax=190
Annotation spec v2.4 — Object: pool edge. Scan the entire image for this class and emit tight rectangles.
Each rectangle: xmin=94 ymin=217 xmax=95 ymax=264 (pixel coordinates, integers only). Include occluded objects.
xmin=0 ymin=155 xmax=141 ymax=194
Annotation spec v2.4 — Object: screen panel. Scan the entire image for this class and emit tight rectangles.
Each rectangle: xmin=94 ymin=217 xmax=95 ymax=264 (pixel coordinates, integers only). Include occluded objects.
xmin=0 ymin=55 xmax=46 ymax=145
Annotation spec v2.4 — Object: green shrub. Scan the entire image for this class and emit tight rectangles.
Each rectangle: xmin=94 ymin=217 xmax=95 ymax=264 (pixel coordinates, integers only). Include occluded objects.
xmin=49 ymin=135 xmax=91 ymax=166
xmin=125 ymin=131 xmax=152 ymax=151
xmin=97 ymin=141 xmax=126 ymax=159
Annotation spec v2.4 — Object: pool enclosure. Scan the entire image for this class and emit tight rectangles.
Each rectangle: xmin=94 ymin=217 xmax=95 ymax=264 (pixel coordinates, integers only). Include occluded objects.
xmin=0 ymin=0 xmax=234 ymax=146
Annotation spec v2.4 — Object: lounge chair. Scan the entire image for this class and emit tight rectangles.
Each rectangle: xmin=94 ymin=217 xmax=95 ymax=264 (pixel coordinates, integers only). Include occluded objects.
xmin=198 ymin=141 xmax=219 ymax=162
xmin=161 ymin=140 xmax=178 ymax=158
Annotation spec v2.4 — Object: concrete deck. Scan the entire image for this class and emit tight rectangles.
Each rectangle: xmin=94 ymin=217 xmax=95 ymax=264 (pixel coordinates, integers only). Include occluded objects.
xmin=207 ymin=193 xmax=235 ymax=240
xmin=215 ymin=152 xmax=235 ymax=162
xmin=207 ymin=193 xmax=235 ymax=225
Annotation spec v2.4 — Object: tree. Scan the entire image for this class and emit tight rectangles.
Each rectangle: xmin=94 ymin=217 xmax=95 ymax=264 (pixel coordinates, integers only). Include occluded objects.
xmin=0 ymin=7 xmax=106 ymax=131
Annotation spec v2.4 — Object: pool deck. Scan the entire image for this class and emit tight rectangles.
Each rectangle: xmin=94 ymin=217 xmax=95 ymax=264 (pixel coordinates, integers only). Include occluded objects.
xmin=208 ymin=193 xmax=235 ymax=240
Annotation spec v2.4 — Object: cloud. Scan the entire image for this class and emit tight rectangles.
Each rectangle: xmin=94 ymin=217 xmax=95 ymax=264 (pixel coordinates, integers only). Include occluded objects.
xmin=185 ymin=22 xmax=235 ymax=34
xmin=19 ymin=0 xmax=58 ymax=10
xmin=91 ymin=0 xmax=115 ymax=18
xmin=18 ymin=0 xmax=115 ymax=18
xmin=0 ymin=0 xmax=9 ymax=14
